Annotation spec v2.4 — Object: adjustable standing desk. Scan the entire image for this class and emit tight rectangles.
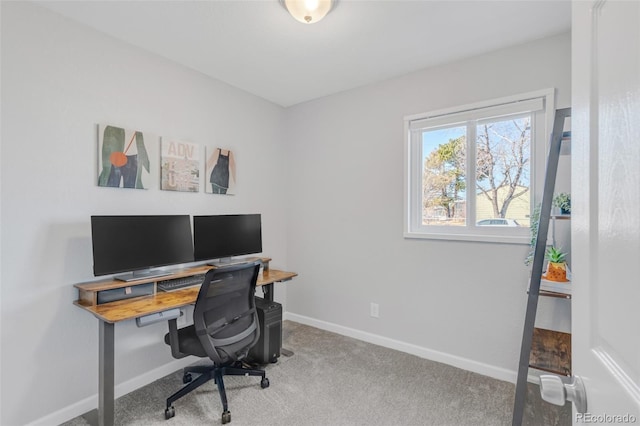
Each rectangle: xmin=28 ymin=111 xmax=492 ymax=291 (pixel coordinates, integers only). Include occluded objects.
xmin=73 ymin=258 xmax=296 ymax=426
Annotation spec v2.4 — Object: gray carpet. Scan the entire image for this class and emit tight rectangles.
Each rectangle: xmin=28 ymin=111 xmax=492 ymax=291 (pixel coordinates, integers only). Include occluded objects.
xmin=63 ymin=321 xmax=569 ymax=425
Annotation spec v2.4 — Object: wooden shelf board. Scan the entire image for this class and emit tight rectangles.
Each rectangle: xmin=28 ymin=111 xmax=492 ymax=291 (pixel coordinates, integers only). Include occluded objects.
xmin=74 ymin=257 xmax=272 ymax=292
xmin=529 ymin=328 xmax=571 ymax=376
xmin=539 ymin=290 xmax=572 ymax=299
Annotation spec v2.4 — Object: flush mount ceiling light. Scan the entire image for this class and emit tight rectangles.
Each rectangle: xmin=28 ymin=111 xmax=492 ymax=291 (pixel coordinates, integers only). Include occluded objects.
xmin=279 ymin=0 xmax=337 ymax=24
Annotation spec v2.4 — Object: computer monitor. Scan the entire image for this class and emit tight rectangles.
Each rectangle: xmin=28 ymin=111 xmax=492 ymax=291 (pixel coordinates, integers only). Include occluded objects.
xmin=91 ymin=215 xmax=194 ymax=281
xmin=193 ymin=214 xmax=262 ymax=265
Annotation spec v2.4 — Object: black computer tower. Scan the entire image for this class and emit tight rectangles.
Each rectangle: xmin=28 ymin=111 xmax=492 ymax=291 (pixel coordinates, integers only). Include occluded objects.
xmin=248 ymin=297 xmax=282 ymax=364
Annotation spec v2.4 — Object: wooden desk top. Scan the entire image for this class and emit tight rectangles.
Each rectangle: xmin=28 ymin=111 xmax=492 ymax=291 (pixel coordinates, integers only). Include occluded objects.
xmin=74 ymin=267 xmax=297 ymax=324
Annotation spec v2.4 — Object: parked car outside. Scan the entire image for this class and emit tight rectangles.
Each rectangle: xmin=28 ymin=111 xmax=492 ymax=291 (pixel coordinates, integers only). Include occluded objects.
xmin=476 ymin=218 xmax=521 ymax=226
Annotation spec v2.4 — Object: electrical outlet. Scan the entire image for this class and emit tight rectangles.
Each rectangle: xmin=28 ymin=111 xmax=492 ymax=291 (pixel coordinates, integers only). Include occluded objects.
xmin=370 ymin=303 xmax=379 ymax=318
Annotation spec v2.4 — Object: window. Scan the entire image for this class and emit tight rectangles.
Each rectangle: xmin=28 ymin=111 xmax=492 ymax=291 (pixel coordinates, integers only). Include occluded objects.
xmin=404 ymin=90 xmax=554 ymax=243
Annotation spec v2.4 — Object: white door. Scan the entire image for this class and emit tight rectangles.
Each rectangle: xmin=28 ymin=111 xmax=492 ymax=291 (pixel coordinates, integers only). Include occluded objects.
xmin=571 ymin=0 xmax=640 ymax=423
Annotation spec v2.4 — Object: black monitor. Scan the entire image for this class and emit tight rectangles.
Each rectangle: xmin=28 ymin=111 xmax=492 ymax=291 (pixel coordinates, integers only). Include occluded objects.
xmin=193 ymin=214 xmax=262 ymax=265
xmin=91 ymin=215 xmax=194 ymax=281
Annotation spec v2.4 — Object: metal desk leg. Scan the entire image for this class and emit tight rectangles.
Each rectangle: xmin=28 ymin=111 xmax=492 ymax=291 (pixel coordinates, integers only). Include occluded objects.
xmin=98 ymin=321 xmax=115 ymax=426
xmin=262 ymin=283 xmax=274 ymax=302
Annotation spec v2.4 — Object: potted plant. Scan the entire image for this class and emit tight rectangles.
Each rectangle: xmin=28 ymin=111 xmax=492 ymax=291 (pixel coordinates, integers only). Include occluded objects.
xmin=544 ymin=246 xmax=568 ymax=282
xmin=553 ymin=192 xmax=571 ymax=215
xmin=524 ymin=204 xmax=541 ymax=266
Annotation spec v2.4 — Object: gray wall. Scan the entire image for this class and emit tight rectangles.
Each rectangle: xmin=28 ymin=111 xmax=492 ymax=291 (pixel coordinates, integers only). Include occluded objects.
xmin=1 ymin=3 xmax=287 ymax=425
xmin=283 ymin=32 xmax=571 ymax=380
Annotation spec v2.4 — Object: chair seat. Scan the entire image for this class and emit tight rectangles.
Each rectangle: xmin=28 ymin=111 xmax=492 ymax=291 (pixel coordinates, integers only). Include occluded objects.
xmin=164 ymin=325 xmax=207 ymax=358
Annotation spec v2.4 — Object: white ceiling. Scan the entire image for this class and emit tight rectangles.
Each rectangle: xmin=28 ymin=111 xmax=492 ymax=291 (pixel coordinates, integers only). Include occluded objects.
xmin=36 ymin=0 xmax=571 ymax=107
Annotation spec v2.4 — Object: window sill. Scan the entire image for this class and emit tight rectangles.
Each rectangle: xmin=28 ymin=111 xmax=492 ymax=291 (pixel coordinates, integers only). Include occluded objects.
xmin=404 ymin=231 xmax=529 ymax=245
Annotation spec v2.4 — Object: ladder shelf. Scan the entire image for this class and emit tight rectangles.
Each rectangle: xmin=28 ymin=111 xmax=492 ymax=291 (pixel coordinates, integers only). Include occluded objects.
xmin=512 ymin=107 xmax=572 ymax=425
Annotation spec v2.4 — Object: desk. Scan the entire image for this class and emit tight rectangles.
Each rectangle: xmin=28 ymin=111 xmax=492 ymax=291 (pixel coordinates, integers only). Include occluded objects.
xmin=73 ymin=258 xmax=296 ymax=426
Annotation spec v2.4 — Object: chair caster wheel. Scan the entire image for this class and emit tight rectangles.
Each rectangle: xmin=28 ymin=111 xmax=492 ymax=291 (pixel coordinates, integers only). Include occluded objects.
xmin=165 ymin=406 xmax=175 ymax=420
xmin=221 ymin=410 xmax=231 ymax=424
xmin=182 ymin=373 xmax=192 ymax=384
xmin=261 ymin=377 xmax=270 ymax=389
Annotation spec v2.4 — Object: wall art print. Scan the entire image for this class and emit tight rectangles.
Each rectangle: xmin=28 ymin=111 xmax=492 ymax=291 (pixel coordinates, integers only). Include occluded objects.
xmin=98 ymin=124 xmax=150 ymax=189
xmin=205 ymin=147 xmax=236 ymax=195
xmin=160 ymin=139 xmax=200 ymax=192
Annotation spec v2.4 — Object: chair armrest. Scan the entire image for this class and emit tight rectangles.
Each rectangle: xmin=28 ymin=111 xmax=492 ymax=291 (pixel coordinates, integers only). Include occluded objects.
xmin=167 ymin=318 xmax=188 ymax=359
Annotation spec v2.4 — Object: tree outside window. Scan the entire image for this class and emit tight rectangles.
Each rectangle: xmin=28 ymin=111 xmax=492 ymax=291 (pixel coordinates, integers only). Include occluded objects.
xmin=421 ymin=115 xmax=531 ymax=228
xmin=475 ymin=115 xmax=531 ymax=225
xmin=422 ymin=129 xmax=466 ymax=225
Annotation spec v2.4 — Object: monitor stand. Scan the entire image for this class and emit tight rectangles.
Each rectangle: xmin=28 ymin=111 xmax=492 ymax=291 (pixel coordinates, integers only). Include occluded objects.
xmin=207 ymin=257 xmax=250 ymax=268
xmin=115 ymin=269 xmax=172 ymax=282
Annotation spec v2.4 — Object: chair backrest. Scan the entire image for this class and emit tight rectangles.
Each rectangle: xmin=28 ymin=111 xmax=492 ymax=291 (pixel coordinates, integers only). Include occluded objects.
xmin=193 ymin=262 xmax=261 ymax=366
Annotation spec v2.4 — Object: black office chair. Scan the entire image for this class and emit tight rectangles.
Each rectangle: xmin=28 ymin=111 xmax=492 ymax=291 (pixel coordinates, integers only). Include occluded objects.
xmin=164 ymin=262 xmax=269 ymax=424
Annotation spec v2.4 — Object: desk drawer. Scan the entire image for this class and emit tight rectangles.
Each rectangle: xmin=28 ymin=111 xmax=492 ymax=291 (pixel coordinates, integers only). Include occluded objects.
xmin=97 ymin=283 xmax=154 ymax=305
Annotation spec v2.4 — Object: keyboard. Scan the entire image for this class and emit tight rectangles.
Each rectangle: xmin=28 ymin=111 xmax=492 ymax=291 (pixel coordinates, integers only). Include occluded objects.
xmin=157 ymin=274 xmax=205 ymax=292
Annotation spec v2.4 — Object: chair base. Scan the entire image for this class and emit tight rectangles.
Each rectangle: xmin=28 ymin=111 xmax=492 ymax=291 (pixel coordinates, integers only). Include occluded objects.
xmin=165 ymin=361 xmax=268 ymax=424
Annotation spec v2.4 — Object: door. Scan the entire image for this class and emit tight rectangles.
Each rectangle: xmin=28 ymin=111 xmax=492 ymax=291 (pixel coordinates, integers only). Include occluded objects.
xmin=572 ymin=0 xmax=640 ymax=423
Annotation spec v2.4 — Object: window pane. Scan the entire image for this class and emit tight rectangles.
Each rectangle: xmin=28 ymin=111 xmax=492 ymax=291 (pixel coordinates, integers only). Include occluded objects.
xmin=475 ymin=116 xmax=530 ymax=227
xmin=422 ymin=126 xmax=466 ymax=226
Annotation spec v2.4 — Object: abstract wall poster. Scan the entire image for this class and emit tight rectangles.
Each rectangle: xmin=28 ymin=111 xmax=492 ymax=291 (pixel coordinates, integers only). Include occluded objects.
xmin=98 ymin=124 xmax=150 ymax=189
xmin=205 ymin=147 xmax=236 ymax=195
xmin=160 ymin=139 xmax=200 ymax=192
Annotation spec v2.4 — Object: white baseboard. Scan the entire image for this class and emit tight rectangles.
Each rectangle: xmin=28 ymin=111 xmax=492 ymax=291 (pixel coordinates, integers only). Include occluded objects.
xmin=27 ymin=356 xmax=196 ymax=426
xmin=284 ymin=312 xmax=517 ymax=384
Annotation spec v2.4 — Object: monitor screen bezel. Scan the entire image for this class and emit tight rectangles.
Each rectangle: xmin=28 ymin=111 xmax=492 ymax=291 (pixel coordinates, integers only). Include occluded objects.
xmin=193 ymin=214 xmax=262 ymax=261
xmin=91 ymin=215 xmax=194 ymax=277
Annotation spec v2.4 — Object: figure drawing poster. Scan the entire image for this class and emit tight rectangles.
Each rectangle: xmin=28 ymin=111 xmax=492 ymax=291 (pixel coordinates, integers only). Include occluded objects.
xmin=205 ymin=147 xmax=236 ymax=195
xmin=161 ymin=139 xmax=200 ymax=192
xmin=98 ymin=124 xmax=150 ymax=189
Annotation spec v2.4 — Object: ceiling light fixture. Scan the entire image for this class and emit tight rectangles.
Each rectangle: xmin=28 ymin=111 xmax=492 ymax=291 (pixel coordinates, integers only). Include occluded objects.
xmin=279 ymin=0 xmax=337 ymax=24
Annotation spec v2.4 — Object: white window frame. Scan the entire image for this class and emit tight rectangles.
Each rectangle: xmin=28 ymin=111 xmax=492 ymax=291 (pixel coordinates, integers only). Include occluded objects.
xmin=404 ymin=89 xmax=555 ymax=244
